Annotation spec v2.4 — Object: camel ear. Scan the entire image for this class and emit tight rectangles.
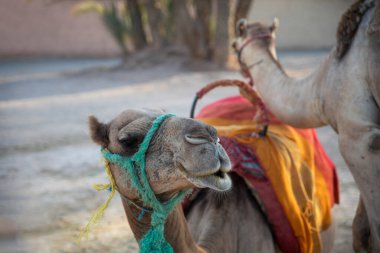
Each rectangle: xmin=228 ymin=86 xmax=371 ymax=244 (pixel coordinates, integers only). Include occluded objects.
xmin=270 ymin=17 xmax=279 ymax=32
xmin=88 ymin=115 xmax=109 ymax=147
xmin=236 ymin=18 xmax=248 ymax=37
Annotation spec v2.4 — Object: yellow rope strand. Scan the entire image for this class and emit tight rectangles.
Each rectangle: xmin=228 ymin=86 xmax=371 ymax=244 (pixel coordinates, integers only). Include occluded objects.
xmin=77 ymin=159 xmax=116 ymax=242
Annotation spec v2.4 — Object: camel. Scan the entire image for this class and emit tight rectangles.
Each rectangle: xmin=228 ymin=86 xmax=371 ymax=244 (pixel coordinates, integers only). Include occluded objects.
xmin=88 ymin=108 xmax=336 ymax=253
xmin=232 ymin=0 xmax=380 ymax=251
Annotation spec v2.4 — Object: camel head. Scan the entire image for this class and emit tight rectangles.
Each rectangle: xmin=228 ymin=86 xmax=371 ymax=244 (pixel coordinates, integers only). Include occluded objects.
xmin=88 ymin=109 xmax=232 ymax=202
xmin=233 ymin=18 xmax=280 ymax=61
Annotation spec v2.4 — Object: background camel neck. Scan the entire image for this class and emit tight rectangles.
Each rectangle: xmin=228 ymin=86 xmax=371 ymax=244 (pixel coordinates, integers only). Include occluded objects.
xmin=245 ymin=47 xmax=329 ymax=128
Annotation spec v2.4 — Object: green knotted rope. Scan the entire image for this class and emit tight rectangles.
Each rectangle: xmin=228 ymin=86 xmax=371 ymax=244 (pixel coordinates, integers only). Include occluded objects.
xmin=102 ymin=113 xmax=191 ymax=253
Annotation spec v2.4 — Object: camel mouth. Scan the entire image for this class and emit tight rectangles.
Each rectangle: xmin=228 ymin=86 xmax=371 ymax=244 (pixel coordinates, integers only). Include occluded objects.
xmin=190 ymin=171 xmax=232 ymax=192
xmin=179 ymin=167 xmax=232 ymax=192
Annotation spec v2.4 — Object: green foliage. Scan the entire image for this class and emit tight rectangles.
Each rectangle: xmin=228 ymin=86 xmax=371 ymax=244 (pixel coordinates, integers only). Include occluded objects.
xmin=71 ymin=0 xmax=244 ymax=64
xmin=102 ymin=2 xmax=130 ymax=54
xmin=71 ymin=1 xmax=105 ymax=15
xmin=72 ymin=0 xmax=133 ymax=55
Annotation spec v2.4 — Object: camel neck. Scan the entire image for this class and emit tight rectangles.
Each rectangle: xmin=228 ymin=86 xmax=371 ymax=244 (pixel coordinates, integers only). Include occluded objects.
xmin=121 ymin=197 xmax=202 ymax=253
xmin=244 ymin=47 xmax=328 ymax=128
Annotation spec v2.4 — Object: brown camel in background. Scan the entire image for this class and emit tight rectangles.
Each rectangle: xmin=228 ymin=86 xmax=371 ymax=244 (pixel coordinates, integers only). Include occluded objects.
xmin=233 ymin=0 xmax=380 ymax=251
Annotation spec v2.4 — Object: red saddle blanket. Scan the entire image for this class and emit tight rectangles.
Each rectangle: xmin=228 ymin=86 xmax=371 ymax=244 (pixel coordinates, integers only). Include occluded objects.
xmin=192 ymin=95 xmax=339 ymax=253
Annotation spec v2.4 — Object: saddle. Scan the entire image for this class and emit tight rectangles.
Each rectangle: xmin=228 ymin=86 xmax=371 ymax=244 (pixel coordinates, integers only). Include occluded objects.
xmin=188 ymin=95 xmax=339 ymax=253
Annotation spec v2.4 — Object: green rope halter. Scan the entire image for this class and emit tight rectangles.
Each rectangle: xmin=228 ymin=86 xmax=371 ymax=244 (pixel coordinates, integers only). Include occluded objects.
xmin=102 ymin=113 xmax=191 ymax=253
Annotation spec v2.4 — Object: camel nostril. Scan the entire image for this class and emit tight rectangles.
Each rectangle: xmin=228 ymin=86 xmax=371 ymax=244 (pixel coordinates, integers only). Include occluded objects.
xmin=214 ymin=170 xmax=224 ymax=178
xmin=369 ymin=134 xmax=380 ymax=152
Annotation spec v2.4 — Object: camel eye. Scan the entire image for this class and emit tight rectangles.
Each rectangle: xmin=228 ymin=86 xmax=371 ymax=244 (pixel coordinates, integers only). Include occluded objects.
xmin=185 ymin=135 xmax=209 ymax=145
xmin=119 ymin=138 xmax=130 ymax=147
xmin=118 ymin=133 xmax=142 ymax=150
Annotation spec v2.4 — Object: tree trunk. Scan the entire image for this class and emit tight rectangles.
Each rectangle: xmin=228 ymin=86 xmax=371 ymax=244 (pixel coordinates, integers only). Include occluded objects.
xmin=141 ymin=0 xmax=164 ymax=48
xmin=214 ymin=0 xmax=230 ymax=65
xmin=173 ymin=0 xmax=215 ymax=59
xmin=228 ymin=0 xmax=254 ymax=67
xmin=125 ymin=0 xmax=147 ymax=50
xmin=234 ymin=0 xmax=253 ymax=28
xmin=172 ymin=0 xmax=197 ymax=57
xmin=194 ymin=0 xmax=212 ymax=59
xmin=172 ymin=0 xmax=192 ymax=44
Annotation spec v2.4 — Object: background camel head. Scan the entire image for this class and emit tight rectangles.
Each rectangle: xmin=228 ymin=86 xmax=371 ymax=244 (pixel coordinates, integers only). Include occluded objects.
xmin=233 ymin=18 xmax=279 ymax=60
xmin=88 ymin=109 xmax=232 ymax=202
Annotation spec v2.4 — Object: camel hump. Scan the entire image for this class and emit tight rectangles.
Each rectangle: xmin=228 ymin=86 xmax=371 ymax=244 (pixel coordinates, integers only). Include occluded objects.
xmin=335 ymin=0 xmax=375 ymax=60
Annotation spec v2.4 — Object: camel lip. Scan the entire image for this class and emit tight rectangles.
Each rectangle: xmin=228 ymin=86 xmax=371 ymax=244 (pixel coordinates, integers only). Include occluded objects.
xmin=177 ymin=165 xmax=232 ymax=191
xmin=183 ymin=166 xmax=221 ymax=178
xmin=177 ymin=161 xmax=230 ymax=178
xmin=186 ymin=172 xmax=232 ymax=192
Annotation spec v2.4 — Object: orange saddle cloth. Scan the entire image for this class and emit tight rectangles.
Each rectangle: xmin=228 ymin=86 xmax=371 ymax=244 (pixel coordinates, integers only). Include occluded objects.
xmin=196 ymin=95 xmax=339 ymax=253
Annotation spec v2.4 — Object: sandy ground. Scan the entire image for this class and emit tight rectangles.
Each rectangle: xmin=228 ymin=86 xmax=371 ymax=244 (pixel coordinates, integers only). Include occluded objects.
xmin=0 ymin=51 xmax=359 ymax=253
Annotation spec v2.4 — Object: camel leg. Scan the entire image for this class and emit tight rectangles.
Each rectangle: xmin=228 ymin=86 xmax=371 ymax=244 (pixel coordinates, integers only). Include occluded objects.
xmin=321 ymin=216 xmax=336 ymax=253
xmin=353 ymin=196 xmax=371 ymax=253
xmin=338 ymin=123 xmax=380 ymax=253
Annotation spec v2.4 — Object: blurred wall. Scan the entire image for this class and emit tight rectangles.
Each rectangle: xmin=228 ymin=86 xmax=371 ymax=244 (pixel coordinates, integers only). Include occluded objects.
xmin=0 ymin=0 xmax=354 ymax=57
xmin=0 ymin=0 xmax=120 ymax=58
xmin=248 ymin=0 xmax=353 ymax=50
